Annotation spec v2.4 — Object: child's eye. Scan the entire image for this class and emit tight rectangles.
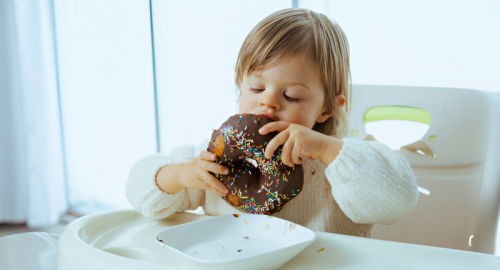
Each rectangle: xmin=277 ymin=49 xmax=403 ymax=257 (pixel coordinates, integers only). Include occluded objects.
xmin=284 ymin=94 xmax=301 ymax=102
xmin=251 ymin=88 xmax=264 ymax=92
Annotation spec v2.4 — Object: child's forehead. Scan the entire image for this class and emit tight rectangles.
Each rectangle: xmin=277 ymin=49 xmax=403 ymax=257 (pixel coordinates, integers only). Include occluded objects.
xmin=246 ymin=56 xmax=317 ymax=80
xmin=246 ymin=72 xmax=316 ymax=92
xmin=248 ymin=72 xmax=264 ymax=79
xmin=256 ymin=53 xmax=315 ymax=71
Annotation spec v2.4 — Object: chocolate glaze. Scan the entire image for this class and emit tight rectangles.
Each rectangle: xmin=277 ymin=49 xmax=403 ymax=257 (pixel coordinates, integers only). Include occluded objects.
xmin=207 ymin=114 xmax=304 ymax=214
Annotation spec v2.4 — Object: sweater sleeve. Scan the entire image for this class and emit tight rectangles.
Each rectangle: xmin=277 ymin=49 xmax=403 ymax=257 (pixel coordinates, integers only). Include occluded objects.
xmin=325 ymin=138 xmax=419 ymax=225
xmin=126 ymin=140 xmax=210 ymax=219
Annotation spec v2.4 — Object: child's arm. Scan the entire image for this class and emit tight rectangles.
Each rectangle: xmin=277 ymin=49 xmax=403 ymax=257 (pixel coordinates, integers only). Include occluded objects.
xmin=324 ymin=138 xmax=419 ymax=225
xmin=126 ymin=140 xmax=228 ymax=219
xmin=259 ymin=121 xmax=418 ymax=225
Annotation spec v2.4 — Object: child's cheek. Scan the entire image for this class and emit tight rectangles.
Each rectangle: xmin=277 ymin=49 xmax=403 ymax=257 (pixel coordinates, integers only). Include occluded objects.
xmin=238 ymin=92 xmax=253 ymax=113
xmin=292 ymin=105 xmax=315 ymax=127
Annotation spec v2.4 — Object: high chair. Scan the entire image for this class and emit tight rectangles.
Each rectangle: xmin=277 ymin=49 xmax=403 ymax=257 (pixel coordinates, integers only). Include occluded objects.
xmin=347 ymin=84 xmax=500 ymax=254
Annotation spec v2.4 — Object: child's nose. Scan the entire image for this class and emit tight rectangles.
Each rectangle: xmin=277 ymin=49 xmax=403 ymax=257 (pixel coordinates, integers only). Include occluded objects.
xmin=259 ymin=92 xmax=281 ymax=110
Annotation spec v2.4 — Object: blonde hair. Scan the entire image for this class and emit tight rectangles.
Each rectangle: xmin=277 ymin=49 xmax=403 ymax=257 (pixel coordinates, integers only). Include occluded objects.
xmin=235 ymin=8 xmax=352 ymax=138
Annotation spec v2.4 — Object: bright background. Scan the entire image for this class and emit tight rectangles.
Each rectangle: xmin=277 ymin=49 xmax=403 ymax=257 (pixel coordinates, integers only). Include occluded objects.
xmin=1 ymin=0 xmax=499 ymax=251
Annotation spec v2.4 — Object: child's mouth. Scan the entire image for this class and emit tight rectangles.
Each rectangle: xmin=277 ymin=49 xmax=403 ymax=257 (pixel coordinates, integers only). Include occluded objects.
xmin=257 ymin=113 xmax=278 ymax=121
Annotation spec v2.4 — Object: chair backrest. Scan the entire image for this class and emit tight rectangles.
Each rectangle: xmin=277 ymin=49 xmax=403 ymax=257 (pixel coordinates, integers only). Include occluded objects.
xmin=347 ymin=84 xmax=499 ymax=254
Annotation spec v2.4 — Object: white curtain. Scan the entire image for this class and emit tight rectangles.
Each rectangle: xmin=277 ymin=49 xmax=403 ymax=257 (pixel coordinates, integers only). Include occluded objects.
xmin=0 ymin=0 xmax=67 ymax=227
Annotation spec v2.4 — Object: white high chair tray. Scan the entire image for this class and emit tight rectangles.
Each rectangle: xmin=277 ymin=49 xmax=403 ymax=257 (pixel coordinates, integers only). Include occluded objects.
xmin=155 ymin=213 xmax=315 ymax=270
xmin=58 ymin=210 xmax=500 ymax=270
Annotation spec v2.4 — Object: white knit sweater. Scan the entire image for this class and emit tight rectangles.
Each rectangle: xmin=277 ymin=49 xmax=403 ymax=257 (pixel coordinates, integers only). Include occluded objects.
xmin=126 ymin=138 xmax=419 ymax=237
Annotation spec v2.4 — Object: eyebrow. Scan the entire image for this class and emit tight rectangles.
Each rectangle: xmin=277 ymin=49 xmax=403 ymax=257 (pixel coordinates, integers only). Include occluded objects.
xmin=252 ymin=74 xmax=310 ymax=91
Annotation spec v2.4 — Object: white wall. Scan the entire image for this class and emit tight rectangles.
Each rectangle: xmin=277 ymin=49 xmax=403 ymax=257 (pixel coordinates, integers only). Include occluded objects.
xmin=323 ymin=0 xmax=500 ymax=93
xmin=54 ymin=0 xmax=157 ymax=211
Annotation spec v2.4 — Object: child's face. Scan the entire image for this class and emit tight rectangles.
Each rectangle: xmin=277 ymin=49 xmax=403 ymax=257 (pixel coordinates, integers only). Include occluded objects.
xmin=239 ymin=53 xmax=332 ymax=129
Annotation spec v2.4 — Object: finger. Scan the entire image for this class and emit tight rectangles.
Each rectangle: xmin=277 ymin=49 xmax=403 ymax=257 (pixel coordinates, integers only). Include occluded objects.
xmin=200 ymin=151 xmax=217 ymax=161
xmin=199 ymin=160 xmax=229 ymax=175
xmin=198 ymin=170 xmax=229 ymax=195
xmin=259 ymin=121 xmax=290 ymax=135
xmin=195 ymin=169 xmax=228 ymax=195
xmin=265 ymin=130 xmax=290 ymax=159
xmin=291 ymin=136 xmax=303 ymax=164
xmin=281 ymin=135 xmax=295 ymax=167
xmin=196 ymin=179 xmax=227 ymax=196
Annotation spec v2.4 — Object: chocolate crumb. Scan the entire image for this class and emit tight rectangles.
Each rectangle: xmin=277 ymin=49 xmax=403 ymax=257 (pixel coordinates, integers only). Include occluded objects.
xmin=238 ymin=249 xmax=242 ymax=252
xmin=156 ymin=236 xmax=163 ymax=243
xmin=233 ymin=214 xmax=240 ymax=218
xmin=312 ymin=170 xmax=316 ymax=175
xmin=243 ymin=236 xmax=249 ymax=239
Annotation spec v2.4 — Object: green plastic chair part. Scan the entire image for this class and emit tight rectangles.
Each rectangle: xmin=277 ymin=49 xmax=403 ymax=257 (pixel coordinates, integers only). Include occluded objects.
xmin=364 ymin=106 xmax=431 ymax=125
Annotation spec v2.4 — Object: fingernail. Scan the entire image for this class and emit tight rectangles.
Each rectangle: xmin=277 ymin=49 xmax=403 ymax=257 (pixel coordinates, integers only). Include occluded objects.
xmin=224 ymin=169 xmax=229 ymax=174
xmin=211 ymin=154 xmax=215 ymax=159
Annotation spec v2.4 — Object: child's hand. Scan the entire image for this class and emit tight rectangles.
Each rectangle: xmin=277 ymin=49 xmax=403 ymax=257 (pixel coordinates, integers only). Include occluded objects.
xmin=179 ymin=151 xmax=230 ymax=196
xmin=259 ymin=121 xmax=343 ymax=167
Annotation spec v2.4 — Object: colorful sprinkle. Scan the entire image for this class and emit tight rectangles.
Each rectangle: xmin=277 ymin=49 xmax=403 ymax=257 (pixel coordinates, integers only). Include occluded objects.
xmin=215 ymin=117 xmax=301 ymax=214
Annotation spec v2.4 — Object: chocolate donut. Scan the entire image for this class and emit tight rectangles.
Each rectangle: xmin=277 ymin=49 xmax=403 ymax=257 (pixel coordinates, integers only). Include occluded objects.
xmin=207 ymin=114 xmax=304 ymax=214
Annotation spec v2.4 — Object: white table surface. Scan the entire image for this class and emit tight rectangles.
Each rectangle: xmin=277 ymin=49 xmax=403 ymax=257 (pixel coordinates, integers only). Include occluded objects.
xmin=4 ymin=210 xmax=500 ymax=270
xmin=286 ymin=231 xmax=500 ymax=270
xmin=53 ymin=210 xmax=500 ymax=270
xmin=0 ymin=232 xmax=59 ymax=270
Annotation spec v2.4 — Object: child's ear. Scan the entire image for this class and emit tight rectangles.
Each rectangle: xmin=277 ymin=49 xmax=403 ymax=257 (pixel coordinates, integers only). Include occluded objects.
xmin=316 ymin=108 xmax=334 ymax=123
xmin=336 ymin=94 xmax=346 ymax=107
xmin=316 ymin=95 xmax=346 ymax=123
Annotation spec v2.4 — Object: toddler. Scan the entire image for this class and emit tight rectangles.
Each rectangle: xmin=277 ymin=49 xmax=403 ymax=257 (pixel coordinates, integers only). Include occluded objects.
xmin=126 ymin=8 xmax=418 ymax=237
